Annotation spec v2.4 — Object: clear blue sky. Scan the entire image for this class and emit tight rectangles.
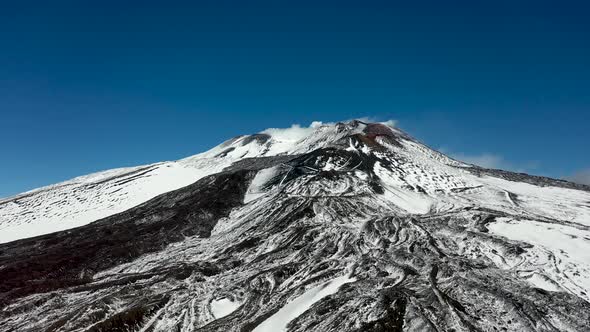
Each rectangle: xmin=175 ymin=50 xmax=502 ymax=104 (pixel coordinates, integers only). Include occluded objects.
xmin=1 ymin=0 xmax=589 ymax=197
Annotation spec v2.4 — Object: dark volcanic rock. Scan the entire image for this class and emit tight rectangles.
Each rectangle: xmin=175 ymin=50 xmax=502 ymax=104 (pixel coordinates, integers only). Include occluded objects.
xmin=0 ymin=170 xmax=254 ymax=307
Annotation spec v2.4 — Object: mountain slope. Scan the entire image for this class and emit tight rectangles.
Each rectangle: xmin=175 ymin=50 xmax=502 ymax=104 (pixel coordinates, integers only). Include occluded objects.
xmin=0 ymin=121 xmax=378 ymax=243
xmin=1 ymin=120 xmax=589 ymax=332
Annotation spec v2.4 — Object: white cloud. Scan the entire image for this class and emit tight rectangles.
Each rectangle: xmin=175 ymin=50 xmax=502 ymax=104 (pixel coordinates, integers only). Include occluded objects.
xmin=261 ymin=124 xmax=317 ymax=142
xmin=310 ymin=121 xmax=324 ymax=128
xmin=260 ymin=118 xmax=397 ymax=143
xmin=355 ymin=117 xmax=397 ymax=128
xmin=566 ymin=169 xmax=590 ymax=185
xmin=380 ymin=119 xmax=397 ymax=127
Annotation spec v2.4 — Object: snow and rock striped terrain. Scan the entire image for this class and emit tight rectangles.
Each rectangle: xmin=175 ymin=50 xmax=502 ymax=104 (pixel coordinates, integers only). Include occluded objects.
xmin=1 ymin=120 xmax=589 ymax=331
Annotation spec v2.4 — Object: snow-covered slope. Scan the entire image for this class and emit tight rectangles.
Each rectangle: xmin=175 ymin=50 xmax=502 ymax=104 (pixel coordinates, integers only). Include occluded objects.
xmin=0 ymin=121 xmax=375 ymax=243
xmin=0 ymin=162 xmax=209 ymax=243
xmin=1 ymin=120 xmax=590 ymax=332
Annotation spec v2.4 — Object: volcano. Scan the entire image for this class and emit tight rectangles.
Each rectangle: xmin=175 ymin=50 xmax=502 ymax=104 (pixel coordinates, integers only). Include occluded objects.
xmin=1 ymin=120 xmax=589 ymax=332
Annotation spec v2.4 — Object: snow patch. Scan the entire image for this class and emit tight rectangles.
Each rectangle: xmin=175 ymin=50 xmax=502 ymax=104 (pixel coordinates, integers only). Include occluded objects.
xmin=477 ymin=176 xmax=590 ymax=226
xmin=526 ymin=273 xmax=563 ymax=292
xmin=489 ymin=218 xmax=590 ymax=301
xmin=374 ymin=162 xmax=433 ymax=214
xmin=244 ymin=167 xmax=278 ymax=203
xmin=211 ymin=298 xmax=241 ymax=319
xmin=488 ymin=219 xmax=590 ymax=264
xmin=253 ymin=275 xmax=356 ymax=332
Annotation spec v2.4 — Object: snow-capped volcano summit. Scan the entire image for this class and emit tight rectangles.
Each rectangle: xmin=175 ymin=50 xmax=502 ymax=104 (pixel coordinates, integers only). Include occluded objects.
xmin=0 ymin=120 xmax=412 ymax=243
xmin=1 ymin=120 xmax=589 ymax=331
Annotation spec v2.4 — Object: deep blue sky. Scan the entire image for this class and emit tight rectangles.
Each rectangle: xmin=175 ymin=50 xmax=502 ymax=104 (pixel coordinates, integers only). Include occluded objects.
xmin=1 ymin=1 xmax=589 ymax=197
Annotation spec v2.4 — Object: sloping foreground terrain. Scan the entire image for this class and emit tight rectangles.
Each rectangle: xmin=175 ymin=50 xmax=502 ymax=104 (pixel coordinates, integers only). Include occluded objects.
xmin=1 ymin=121 xmax=590 ymax=331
